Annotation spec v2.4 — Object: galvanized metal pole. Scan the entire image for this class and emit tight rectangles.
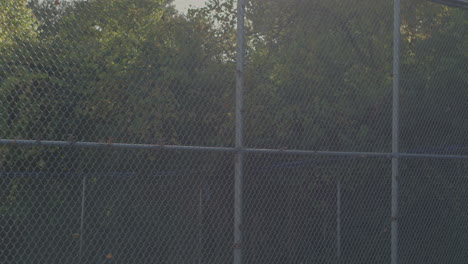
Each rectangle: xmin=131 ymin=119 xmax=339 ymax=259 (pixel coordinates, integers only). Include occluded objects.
xmin=198 ymin=185 xmax=203 ymax=264
xmin=234 ymin=0 xmax=245 ymax=263
xmin=336 ymin=178 xmax=342 ymax=263
xmin=79 ymin=175 xmax=86 ymax=262
xmin=392 ymin=0 xmax=401 ymax=263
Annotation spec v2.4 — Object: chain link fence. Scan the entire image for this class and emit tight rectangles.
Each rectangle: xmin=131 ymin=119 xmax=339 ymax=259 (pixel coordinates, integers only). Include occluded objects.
xmin=1 ymin=0 xmax=467 ymax=263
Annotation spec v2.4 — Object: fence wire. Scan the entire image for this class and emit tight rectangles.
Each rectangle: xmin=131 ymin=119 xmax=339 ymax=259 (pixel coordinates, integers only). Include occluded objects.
xmin=0 ymin=0 xmax=467 ymax=263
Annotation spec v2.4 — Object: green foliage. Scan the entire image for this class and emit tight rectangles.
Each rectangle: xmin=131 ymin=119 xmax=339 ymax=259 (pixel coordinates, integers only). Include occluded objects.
xmin=242 ymin=0 xmax=394 ymax=151
xmin=0 ymin=0 xmax=467 ymax=263
xmin=0 ymin=0 xmax=38 ymax=46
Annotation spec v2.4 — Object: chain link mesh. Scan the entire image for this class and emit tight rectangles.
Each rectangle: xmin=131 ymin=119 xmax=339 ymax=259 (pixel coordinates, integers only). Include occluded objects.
xmin=244 ymin=0 xmax=394 ymax=152
xmin=1 ymin=0 xmax=467 ymax=263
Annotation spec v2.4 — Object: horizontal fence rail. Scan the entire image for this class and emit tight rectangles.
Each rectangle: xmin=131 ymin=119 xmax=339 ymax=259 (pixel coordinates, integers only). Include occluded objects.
xmin=2 ymin=139 xmax=468 ymax=159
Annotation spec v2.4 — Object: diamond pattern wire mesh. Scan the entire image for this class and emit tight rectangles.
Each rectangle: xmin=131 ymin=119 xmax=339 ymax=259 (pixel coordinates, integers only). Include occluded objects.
xmin=243 ymin=155 xmax=390 ymax=264
xmin=1 ymin=147 xmax=234 ymax=264
xmin=400 ymin=0 xmax=468 ymax=155
xmin=0 ymin=0 xmax=467 ymax=264
xmin=400 ymin=159 xmax=468 ymax=263
xmin=244 ymin=0 xmax=393 ymax=152
xmin=1 ymin=0 xmax=235 ymax=147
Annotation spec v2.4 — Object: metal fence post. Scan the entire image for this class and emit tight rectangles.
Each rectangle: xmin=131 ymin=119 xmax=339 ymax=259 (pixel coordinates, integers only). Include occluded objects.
xmin=79 ymin=175 xmax=86 ymax=263
xmin=336 ymin=178 xmax=342 ymax=263
xmin=392 ymin=0 xmax=401 ymax=263
xmin=198 ymin=184 xmax=203 ymax=264
xmin=234 ymin=0 xmax=245 ymax=263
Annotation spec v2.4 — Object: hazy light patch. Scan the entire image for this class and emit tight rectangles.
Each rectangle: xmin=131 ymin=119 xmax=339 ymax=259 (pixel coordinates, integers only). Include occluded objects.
xmin=173 ymin=0 xmax=208 ymax=12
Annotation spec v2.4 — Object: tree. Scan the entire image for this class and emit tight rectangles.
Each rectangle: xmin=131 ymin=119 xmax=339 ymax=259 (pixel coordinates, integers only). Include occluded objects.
xmin=1 ymin=1 xmax=235 ymax=263
xmin=0 ymin=0 xmax=38 ymax=46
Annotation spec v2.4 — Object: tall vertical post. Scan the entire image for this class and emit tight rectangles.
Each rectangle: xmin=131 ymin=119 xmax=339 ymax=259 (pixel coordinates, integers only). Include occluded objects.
xmin=391 ymin=0 xmax=401 ymax=263
xmin=336 ymin=178 xmax=342 ymax=263
xmin=79 ymin=175 xmax=86 ymax=262
xmin=198 ymin=185 xmax=203 ymax=264
xmin=234 ymin=0 xmax=245 ymax=263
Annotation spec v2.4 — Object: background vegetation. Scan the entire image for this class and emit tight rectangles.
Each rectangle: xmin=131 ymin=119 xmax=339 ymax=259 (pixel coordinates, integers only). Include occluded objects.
xmin=0 ymin=0 xmax=467 ymax=263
